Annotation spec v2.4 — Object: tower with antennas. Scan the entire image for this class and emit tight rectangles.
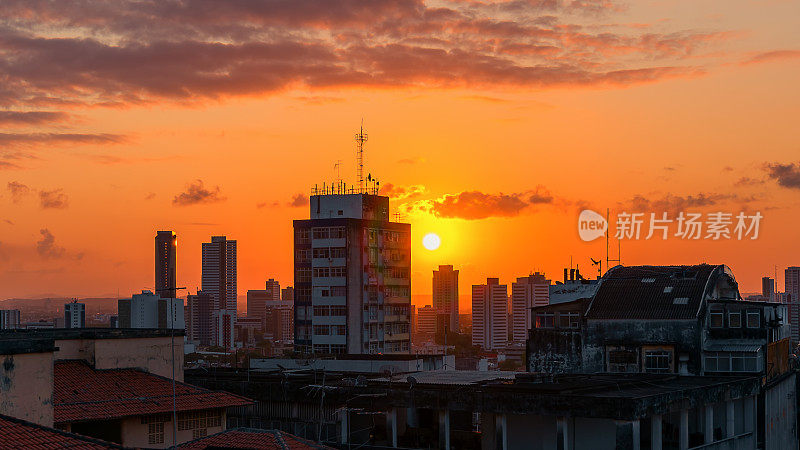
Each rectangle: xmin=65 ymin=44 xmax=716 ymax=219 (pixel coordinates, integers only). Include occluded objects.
xmin=296 ymin=123 xmax=411 ymax=356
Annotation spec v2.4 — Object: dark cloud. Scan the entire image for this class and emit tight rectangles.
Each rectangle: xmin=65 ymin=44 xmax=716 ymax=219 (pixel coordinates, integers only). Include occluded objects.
xmin=7 ymin=181 xmax=30 ymax=203
xmin=429 ymin=191 xmax=529 ymax=219
xmin=765 ymin=162 xmax=800 ymax=189
xmin=39 ymin=188 xmax=69 ymax=209
xmin=381 ymin=183 xmax=425 ymax=200
xmin=0 ymin=133 xmax=126 ymax=147
xmin=528 ymin=185 xmax=554 ymax=204
xmin=36 ymin=228 xmax=65 ymax=259
xmin=172 ymin=180 xmax=225 ymax=206
xmin=287 ymin=193 xmax=308 ymax=207
xmin=0 ymin=1 xmax=726 ymax=108
xmin=0 ymin=111 xmax=69 ymax=126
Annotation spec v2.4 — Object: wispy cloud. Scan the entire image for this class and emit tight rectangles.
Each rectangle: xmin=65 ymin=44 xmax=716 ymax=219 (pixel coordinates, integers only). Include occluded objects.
xmin=36 ymin=228 xmax=65 ymax=259
xmin=764 ymin=161 xmax=800 ymax=189
xmin=39 ymin=188 xmax=69 ymax=209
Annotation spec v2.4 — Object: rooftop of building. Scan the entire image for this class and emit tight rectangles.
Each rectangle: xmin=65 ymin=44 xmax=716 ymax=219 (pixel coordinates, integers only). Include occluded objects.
xmin=178 ymin=427 xmax=331 ymax=449
xmin=54 ymin=360 xmax=251 ymax=424
xmin=0 ymin=328 xmax=185 ymax=343
xmin=585 ymin=264 xmax=735 ymax=320
xmin=0 ymin=414 xmax=121 ymax=449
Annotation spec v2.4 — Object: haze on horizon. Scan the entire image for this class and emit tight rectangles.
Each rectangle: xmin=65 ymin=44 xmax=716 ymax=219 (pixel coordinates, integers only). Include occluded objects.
xmin=1 ymin=0 xmax=799 ymax=302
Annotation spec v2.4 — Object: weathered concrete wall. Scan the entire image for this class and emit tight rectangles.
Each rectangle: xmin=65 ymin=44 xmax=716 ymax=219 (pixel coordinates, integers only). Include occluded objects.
xmin=583 ymin=320 xmax=701 ymax=374
xmin=93 ymin=336 xmax=184 ymax=381
xmin=0 ymin=352 xmax=54 ymax=426
xmin=54 ymin=339 xmax=96 ymax=364
xmin=527 ymin=329 xmax=582 ymax=373
xmin=505 ymin=413 xmax=557 ymax=450
xmin=55 ymin=336 xmax=184 ymax=381
xmin=764 ymin=373 xmax=798 ymax=450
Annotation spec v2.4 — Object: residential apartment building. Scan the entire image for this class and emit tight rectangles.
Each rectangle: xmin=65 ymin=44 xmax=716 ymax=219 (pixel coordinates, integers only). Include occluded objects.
xmin=416 ymin=305 xmax=437 ymax=336
xmin=510 ymin=272 xmax=550 ymax=343
xmin=293 ymin=193 xmax=411 ymax=355
xmin=117 ymin=290 xmax=184 ymax=329
xmin=432 ymin=265 xmax=459 ymax=334
xmin=63 ymin=301 xmax=85 ymax=328
xmin=186 ymin=291 xmax=213 ymax=346
xmin=0 ymin=309 xmax=21 ymax=330
xmin=472 ymin=278 xmax=508 ymax=350
xmin=201 ymin=236 xmax=237 ymax=313
xmin=154 ymin=230 xmax=177 ymax=298
xmin=785 ymin=266 xmax=800 ymax=344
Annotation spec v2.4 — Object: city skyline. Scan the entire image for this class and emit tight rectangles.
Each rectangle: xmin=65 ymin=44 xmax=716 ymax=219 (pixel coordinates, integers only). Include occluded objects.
xmin=1 ymin=0 xmax=799 ymax=299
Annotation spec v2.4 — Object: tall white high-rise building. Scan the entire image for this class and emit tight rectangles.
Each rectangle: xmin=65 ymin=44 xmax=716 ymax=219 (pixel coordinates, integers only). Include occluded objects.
xmin=511 ymin=272 xmax=550 ymax=343
xmin=0 ymin=310 xmax=21 ymax=329
xmin=472 ymin=278 xmax=508 ymax=350
xmin=293 ymin=192 xmax=411 ymax=355
xmin=202 ymin=236 xmax=237 ymax=313
xmin=785 ymin=267 xmax=800 ymax=344
xmin=433 ymin=265 xmax=459 ymax=334
xmin=64 ymin=301 xmax=85 ymax=328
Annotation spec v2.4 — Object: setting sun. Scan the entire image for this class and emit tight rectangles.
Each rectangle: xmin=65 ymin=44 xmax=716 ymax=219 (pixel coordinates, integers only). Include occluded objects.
xmin=423 ymin=233 xmax=441 ymax=251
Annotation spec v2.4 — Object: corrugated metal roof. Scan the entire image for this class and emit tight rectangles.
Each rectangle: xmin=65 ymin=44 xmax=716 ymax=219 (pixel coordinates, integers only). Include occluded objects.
xmin=704 ymin=343 xmax=763 ymax=353
xmin=586 ymin=264 xmax=720 ymax=320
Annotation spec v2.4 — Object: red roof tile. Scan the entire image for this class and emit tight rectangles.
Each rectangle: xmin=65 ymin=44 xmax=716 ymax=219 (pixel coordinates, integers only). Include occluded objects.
xmin=178 ymin=428 xmax=332 ymax=449
xmin=54 ymin=360 xmax=252 ymax=424
xmin=0 ymin=414 xmax=120 ymax=449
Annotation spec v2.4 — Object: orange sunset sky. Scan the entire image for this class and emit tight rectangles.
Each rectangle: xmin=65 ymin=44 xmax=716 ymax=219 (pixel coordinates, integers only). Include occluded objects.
xmin=1 ymin=0 xmax=799 ymax=306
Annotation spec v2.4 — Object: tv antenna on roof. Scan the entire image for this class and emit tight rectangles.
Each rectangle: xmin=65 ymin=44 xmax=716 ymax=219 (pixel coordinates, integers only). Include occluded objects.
xmin=355 ymin=119 xmax=368 ymax=193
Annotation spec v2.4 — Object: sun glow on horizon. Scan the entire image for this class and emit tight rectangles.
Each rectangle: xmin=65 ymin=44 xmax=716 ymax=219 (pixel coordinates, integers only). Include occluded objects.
xmin=422 ymin=233 xmax=441 ymax=251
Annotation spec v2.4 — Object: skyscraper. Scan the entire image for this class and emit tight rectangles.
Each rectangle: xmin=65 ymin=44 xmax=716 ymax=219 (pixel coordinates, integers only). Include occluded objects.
xmin=511 ymin=272 xmax=551 ymax=343
xmin=155 ymin=230 xmax=177 ymax=298
xmin=293 ymin=192 xmax=411 ymax=355
xmin=64 ymin=301 xmax=85 ymax=328
xmin=785 ymin=267 xmax=800 ymax=344
xmin=202 ymin=236 xmax=238 ymax=313
xmin=432 ymin=265 xmax=459 ymax=334
xmin=762 ymin=276 xmax=776 ymax=302
xmin=472 ymin=278 xmax=509 ymax=350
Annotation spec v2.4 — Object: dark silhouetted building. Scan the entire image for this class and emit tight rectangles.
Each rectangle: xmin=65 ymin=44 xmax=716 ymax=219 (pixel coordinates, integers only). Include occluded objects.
xmin=155 ymin=230 xmax=177 ymax=298
xmin=433 ymin=265 xmax=459 ymax=334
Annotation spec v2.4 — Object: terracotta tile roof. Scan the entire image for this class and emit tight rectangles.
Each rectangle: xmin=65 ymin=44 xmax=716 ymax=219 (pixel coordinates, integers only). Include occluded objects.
xmin=54 ymin=360 xmax=252 ymax=424
xmin=0 ymin=414 xmax=121 ymax=449
xmin=179 ymin=428 xmax=332 ymax=449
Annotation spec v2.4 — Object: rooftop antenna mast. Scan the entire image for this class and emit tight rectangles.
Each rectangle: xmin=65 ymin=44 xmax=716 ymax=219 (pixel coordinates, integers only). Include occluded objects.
xmin=355 ymin=119 xmax=368 ymax=193
xmin=606 ymin=208 xmax=621 ymax=273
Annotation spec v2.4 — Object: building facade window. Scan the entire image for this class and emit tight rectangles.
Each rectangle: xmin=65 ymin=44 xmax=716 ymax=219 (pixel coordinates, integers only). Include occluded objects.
xmin=608 ymin=350 xmax=638 ymax=372
xmin=710 ymin=309 xmax=724 ymax=328
xmin=704 ymin=351 xmax=760 ymax=372
xmin=643 ymin=350 xmax=672 ymax=373
xmin=535 ymin=312 xmax=555 ymax=328
xmin=746 ymin=310 xmax=760 ymax=328
xmin=558 ymin=312 xmax=580 ymax=329
xmin=728 ymin=311 xmax=742 ymax=328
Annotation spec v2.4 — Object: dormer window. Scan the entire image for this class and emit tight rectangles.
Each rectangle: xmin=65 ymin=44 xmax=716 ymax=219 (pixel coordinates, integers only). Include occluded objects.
xmin=710 ymin=309 xmax=724 ymax=328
